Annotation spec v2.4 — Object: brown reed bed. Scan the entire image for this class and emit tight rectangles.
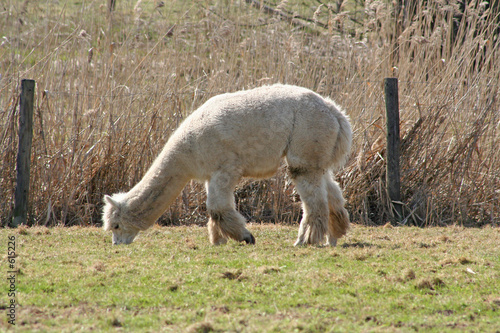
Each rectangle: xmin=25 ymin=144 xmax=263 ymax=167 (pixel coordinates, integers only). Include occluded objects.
xmin=0 ymin=0 xmax=498 ymax=227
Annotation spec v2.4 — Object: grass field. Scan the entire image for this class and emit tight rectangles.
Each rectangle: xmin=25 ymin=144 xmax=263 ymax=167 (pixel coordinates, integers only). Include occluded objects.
xmin=2 ymin=224 xmax=499 ymax=332
xmin=1 ymin=0 xmax=499 ymax=227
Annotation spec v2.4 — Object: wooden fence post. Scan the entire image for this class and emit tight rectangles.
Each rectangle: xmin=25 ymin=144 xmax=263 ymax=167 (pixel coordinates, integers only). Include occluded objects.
xmin=384 ymin=78 xmax=403 ymax=220
xmin=108 ymin=0 xmax=116 ymax=12
xmin=12 ymin=79 xmax=35 ymax=227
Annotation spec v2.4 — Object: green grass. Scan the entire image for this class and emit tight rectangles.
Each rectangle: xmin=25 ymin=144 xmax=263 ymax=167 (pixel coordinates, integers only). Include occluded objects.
xmin=1 ymin=1 xmax=499 ymax=227
xmin=1 ymin=225 xmax=499 ymax=332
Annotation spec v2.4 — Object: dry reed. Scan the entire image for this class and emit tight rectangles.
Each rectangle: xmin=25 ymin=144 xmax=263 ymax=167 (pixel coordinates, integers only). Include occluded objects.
xmin=1 ymin=0 xmax=498 ymax=227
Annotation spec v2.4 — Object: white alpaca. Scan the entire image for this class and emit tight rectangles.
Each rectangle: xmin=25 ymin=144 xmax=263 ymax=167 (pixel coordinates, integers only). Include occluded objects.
xmin=103 ymin=84 xmax=352 ymax=246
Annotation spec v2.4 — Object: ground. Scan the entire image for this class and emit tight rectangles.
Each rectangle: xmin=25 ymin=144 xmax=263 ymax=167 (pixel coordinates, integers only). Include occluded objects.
xmin=1 ymin=224 xmax=499 ymax=332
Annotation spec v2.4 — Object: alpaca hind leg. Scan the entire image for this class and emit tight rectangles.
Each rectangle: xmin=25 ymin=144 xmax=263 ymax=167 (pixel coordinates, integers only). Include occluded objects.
xmin=206 ymin=172 xmax=255 ymax=245
xmin=324 ymin=173 xmax=350 ymax=246
xmin=292 ymin=171 xmax=329 ymax=246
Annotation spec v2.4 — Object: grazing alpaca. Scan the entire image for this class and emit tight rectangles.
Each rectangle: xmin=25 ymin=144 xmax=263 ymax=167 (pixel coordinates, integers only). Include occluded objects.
xmin=103 ymin=84 xmax=352 ymax=246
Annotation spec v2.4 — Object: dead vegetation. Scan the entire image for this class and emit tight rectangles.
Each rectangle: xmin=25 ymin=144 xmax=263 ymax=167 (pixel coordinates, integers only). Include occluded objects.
xmin=0 ymin=1 xmax=499 ymax=227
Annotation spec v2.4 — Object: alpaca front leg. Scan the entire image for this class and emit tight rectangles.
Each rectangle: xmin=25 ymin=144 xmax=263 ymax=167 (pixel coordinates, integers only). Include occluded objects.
xmin=206 ymin=172 xmax=255 ymax=245
xmin=208 ymin=210 xmax=255 ymax=244
xmin=208 ymin=217 xmax=228 ymax=245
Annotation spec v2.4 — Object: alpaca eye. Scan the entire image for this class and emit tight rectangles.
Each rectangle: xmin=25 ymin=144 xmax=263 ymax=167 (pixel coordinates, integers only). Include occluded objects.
xmin=114 ymin=225 xmax=119 ymax=230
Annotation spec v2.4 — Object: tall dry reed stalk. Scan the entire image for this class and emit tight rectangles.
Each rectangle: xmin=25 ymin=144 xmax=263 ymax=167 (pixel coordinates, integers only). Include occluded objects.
xmin=0 ymin=0 xmax=498 ymax=227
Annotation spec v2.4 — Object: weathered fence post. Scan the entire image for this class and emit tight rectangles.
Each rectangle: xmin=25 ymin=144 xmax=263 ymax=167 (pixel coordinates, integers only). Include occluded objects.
xmin=384 ymin=78 xmax=403 ymax=220
xmin=12 ymin=79 xmax=35 ymax=227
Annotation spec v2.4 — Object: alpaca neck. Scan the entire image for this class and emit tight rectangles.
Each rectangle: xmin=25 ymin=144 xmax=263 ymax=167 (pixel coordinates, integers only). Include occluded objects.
xmin=125 ymin=149 xmax=191 ymax=228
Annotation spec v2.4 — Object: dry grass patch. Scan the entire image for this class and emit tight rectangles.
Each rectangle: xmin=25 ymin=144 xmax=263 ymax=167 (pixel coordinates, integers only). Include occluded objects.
xmin=259 ymin=266 xmax=281 ymax=274
xmin=416 ymin=277 xmax=446 ymax=291
xmin=187 ymin=322 xmax=217 ymax=333
xmin=220 ymin=270 xmax=243 ymax=281
xmin=402 ymin=268 xmax=416 ymax=281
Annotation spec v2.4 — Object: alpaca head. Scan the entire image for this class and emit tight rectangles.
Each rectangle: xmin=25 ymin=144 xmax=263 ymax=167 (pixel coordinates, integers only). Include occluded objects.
xmin=102 ymin=194 xmax=141 ymax=245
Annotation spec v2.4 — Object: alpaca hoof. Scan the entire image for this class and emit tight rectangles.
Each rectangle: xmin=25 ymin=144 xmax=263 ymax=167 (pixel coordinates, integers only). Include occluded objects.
xmin=243 ymin=233 xmax=255 ymax=245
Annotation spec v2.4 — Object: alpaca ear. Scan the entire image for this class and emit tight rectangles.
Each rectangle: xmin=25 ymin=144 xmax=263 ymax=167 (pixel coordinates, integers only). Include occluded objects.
xmin=104 ymin=195 xmax=119 ymax=208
